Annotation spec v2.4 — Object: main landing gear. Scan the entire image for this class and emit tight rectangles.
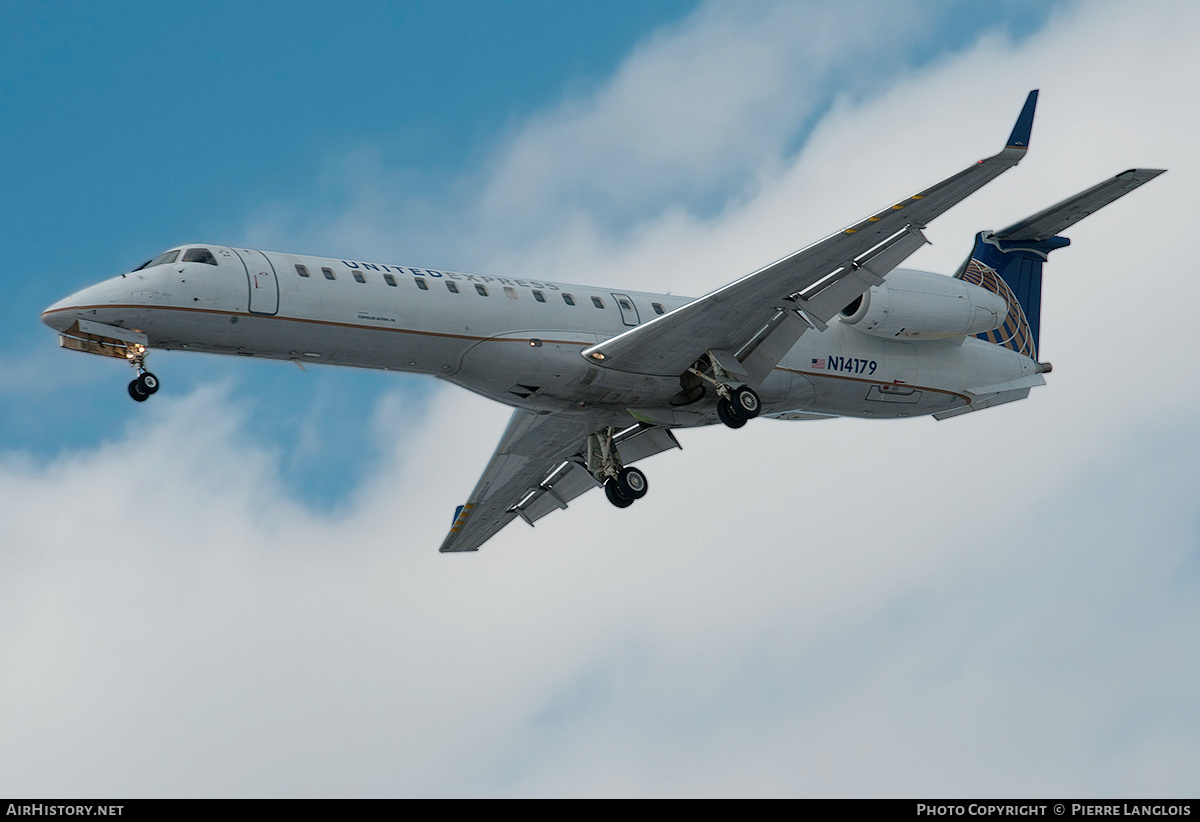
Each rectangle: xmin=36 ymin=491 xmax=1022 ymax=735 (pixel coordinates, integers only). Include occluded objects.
xmin=588 ymin=427 xmax=650 ymax=509
xmin=124 ymin=345 xmax=160 ymax=403
xmin=603 ymin=466 xmax=649 ymax=508
xmin=716 ymin=384 xmax=760 ymax=429
xmin=685 ymin=353 xmax=762 ymax=429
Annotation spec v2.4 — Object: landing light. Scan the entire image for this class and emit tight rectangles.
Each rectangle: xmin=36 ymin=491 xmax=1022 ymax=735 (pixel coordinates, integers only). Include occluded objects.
xmin=590 ymin=352 xmax=606 ymax=361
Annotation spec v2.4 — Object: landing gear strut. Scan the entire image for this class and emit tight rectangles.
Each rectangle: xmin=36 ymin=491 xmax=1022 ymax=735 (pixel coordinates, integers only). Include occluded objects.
xmin=588 ymin=428 xmax=650 ymax=509
xmin=124 ymin=344 xmax=160 ymax=403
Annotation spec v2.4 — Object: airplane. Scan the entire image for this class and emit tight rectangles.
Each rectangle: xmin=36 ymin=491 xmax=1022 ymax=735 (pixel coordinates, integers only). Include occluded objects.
xmin=41 ymin=90 xmax=1163 ymax=553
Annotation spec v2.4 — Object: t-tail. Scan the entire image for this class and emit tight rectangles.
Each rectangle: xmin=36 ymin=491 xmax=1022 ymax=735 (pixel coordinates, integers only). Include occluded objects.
xmin=955 ymin=168 xmax=1165 ymax=360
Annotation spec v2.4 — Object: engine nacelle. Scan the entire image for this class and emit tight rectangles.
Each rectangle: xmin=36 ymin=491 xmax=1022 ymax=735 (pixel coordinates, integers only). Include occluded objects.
xmin=838 ymin=268 xmax=1008 ymax=340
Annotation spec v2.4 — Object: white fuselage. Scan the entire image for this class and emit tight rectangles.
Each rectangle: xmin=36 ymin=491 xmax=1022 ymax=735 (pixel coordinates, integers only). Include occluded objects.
xmin=41 ymin=245 xmax=1040 ymax=425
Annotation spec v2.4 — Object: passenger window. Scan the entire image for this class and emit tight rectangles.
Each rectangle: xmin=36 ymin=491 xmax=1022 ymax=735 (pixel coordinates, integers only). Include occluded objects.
xmin=183 ymin=248 xmax=218 ymax=266
xmin=295 ymin=264 xmax=310 ymax=278
xmin=383 ymin=273 xmax=397 ymax=287
xmin=446 ymin=281 xmax=460 ymax=294
xmin=353 ymin=271 xmax=367 ymax=284
xmin=503 ymin=286 xmax=518 ymax=300
xmin=591 ymin=296 xmax=605 ymax=309
xmin=415 ymin=277 xmax=429 ymax=291
xmin=617 ymin=298 xmax=633 ymax=311
xmin=563 ymin=293 xmax=575 ymax=306
xmin=532 ymin=290 xmax=545 ymax=303
xmin=322 ymin=267 xmax=336 ymax=280
xmin=475 ymin=284 xmax=489 ymax=297
xmin=652 ymin=302 xmax=665 ymax=315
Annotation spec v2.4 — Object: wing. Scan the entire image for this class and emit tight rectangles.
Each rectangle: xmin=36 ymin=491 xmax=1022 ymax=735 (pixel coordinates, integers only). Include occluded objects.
xmin=581 ymin=90 xmax=1041 ymax=384
xmin=439 ymin=409 xmax=682 ymax=553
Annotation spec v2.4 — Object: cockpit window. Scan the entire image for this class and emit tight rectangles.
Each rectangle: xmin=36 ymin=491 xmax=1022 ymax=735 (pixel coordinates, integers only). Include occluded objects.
xmin=182 ymin=247 xmax=218 ymax=266
xmin=135 ymin=250 xmax=180 ymax=270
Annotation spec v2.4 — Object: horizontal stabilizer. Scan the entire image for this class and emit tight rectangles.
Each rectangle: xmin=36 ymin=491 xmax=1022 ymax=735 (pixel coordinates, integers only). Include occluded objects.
xmin=996 ymin=168 xmax=1165 ymax=241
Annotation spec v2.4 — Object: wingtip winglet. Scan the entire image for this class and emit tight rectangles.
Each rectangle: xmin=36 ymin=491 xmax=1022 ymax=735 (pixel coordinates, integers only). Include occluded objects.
xmin=1006 ymin=89 xmax=1039 ymax=150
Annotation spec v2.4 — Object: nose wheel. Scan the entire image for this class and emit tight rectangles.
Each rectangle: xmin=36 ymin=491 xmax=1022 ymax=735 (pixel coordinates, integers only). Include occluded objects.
xmin=123 ymin=345 xmax=161 ymax=402
xmin=127 ymin=371 xmax=160 ymax=402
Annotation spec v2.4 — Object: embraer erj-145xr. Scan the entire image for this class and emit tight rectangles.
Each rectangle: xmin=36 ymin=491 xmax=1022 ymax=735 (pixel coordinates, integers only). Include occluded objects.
xmin=42 ymin=91 xmax=1162 ymax=553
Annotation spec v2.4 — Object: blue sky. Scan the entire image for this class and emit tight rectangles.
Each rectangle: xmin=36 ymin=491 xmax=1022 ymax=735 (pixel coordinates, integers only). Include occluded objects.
xmin=2 ymin=0 xmax=1059 ymax=504
xmin=3 ymin=0 xmax=1198 ymax=798
xmin=2 ymin=0 xmax=689 ymax=497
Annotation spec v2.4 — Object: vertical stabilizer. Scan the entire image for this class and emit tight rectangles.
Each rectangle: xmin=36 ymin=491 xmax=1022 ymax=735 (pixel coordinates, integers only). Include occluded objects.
xmin=956 ymin=233 xmax=1068 ymax=360
xmin=955 ymin=168 xmax=1165 ymax=360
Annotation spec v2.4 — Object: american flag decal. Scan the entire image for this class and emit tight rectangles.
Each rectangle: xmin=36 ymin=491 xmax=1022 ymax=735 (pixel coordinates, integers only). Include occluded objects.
xmin=811 ymin=358 xmax=826 ymax=369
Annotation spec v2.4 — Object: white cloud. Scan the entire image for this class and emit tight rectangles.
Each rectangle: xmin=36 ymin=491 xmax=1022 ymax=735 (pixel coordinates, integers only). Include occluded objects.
xmin=473 ymin=3 xmax=922 ymax=233
xmin=4 ymin=0 xmax=1200 ymax=797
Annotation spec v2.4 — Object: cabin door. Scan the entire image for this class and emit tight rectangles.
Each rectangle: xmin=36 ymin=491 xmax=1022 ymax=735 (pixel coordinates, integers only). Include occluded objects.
xmin=611 ymin=293 xmax=641 ymax=327
xmin=234 ymin=249 xmax=280 ymax=315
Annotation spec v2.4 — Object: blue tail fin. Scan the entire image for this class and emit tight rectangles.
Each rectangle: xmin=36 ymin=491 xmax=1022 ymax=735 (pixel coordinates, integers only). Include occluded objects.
xmin=955 ymin=168 xmax=1165 ymax=361
xmin=956 ymin=233 xmax=1069 ymax=361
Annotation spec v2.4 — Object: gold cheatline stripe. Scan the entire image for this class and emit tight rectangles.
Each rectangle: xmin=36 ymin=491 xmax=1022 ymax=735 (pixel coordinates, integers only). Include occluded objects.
xmin=44 ymin=304 xmax=592 ymax=347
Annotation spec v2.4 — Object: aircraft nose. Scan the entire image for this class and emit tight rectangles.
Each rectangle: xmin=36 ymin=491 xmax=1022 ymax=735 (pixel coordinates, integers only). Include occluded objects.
xmin=41 ymin=278 xmax=128 ymax=332
xmin=41 ymin=293 xmax=82 ymax=332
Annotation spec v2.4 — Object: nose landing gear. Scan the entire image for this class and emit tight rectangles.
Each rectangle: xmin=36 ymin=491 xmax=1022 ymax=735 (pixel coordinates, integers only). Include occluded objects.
xmin=127 ymin=371 xmax=160 ymax=402
xmin=124 ymin=345 xmax=160 ymax=403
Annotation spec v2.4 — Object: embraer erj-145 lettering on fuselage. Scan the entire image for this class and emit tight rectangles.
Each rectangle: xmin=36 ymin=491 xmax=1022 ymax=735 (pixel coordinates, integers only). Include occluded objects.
xmin=41 ymin=91 xmax=1163 ymax=553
